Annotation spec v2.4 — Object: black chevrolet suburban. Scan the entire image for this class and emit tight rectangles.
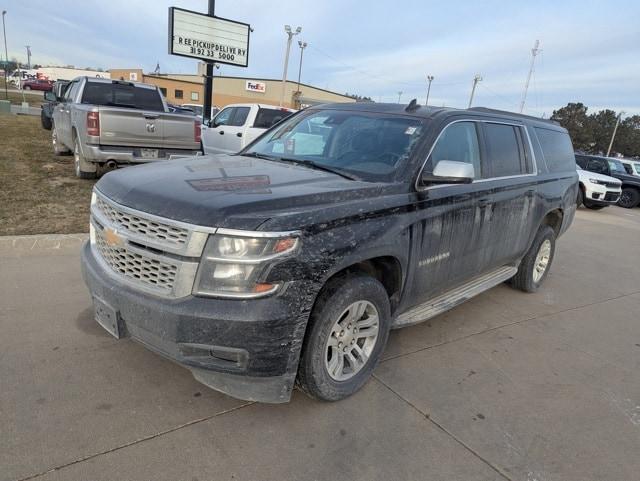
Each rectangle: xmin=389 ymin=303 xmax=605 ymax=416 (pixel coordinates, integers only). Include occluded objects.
xmin=81 ymin=103 xmax=577 ymax=403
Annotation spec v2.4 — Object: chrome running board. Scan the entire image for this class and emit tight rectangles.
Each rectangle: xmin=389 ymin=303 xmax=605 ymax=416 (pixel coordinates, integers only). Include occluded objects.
xmin=393 ymin=265 xmax=517 ymax=329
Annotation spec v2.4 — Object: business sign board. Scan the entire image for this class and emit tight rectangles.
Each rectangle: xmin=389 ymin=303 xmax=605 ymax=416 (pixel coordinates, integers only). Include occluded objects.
xmin=245 ymin=81 xmax=266 ymax=93
xmin=168 ymin=7 xmax=250 ymax=67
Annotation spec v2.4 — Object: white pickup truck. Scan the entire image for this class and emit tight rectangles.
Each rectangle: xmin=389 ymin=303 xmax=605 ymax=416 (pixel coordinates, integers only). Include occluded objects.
xmin=201 ymin=103 xmax=295 ymax=155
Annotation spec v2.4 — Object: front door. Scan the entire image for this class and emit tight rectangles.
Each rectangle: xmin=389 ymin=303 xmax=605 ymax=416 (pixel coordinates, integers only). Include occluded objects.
xmin=408 ymin=120 xmax=497 ymax=305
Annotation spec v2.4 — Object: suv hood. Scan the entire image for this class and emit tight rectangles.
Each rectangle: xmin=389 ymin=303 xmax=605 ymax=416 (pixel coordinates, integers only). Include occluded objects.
xmin=95 ymin=154 xmax=392 ymax=231
xmin=576 ymin=168 xmax=621 ymax=185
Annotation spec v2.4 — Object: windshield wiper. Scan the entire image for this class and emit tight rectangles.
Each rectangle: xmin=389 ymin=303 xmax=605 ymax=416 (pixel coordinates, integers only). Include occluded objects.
xmin=274 ymin=157 xmax=358 ymax=181
xmin=239 ymin=151 xmax=279 ymax=161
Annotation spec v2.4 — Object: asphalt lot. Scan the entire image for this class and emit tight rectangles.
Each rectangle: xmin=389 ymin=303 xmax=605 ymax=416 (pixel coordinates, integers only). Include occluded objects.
xmin=1 ymin=207 xmax=639 ymax=481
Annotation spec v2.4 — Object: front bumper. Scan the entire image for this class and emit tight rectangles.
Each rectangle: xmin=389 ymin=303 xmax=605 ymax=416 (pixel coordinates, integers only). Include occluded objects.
xmin=81 ymin=241 xmax=311 ymax=403
xmin=584 ymin=183 xmax=621 ymax=205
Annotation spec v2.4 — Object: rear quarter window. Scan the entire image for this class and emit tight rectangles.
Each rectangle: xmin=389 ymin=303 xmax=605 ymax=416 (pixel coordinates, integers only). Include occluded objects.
xmin=535 ymin=127 xmax=575 ymax=173
xmin=253 ymin=108 xmax=291 ymax=129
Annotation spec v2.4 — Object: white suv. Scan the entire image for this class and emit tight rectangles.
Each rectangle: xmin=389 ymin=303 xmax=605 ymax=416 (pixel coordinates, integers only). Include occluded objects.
xmin=618 ymin=158 xmax=640 ymax=178
xmin=576 ymin=164 xmax=622 ymax=210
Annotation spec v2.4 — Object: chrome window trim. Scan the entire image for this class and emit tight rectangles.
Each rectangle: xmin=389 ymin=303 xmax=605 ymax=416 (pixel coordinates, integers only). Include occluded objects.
xmin=415 ymin=118 xmax=539 ymax=192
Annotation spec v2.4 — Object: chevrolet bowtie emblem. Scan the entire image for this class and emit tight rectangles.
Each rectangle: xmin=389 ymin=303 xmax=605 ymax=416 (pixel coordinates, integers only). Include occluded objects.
xmin=104 ymin=228 xmax=123 ymax=247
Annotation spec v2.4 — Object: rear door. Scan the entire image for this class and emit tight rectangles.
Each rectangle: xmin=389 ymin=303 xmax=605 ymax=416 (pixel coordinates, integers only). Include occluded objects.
xmin=478 ymin=121 xmax=536 ymax=268
xmin=56 ymin=79 xmax=79 ymax=146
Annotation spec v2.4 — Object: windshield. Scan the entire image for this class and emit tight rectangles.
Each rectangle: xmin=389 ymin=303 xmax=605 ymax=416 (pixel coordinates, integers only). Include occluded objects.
xmin=244 ymin=109 xmax=425 ymax=181
xmin=608 ymin=159 xmax=627 ymax=174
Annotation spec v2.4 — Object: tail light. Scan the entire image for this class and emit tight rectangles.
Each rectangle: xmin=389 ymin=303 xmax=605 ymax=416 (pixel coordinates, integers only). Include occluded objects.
xmin=194 ymin=119 xmax=202 ymax=143
xmin=87 ymin=112 xmax=100 ymax=136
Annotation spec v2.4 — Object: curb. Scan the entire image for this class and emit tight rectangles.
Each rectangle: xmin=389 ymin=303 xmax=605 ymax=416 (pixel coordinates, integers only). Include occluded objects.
xmin=0 ymin=233 xmax=89 ymax=255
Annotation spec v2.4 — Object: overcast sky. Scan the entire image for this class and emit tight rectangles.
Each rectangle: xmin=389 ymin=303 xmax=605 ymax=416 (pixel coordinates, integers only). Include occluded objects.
xmin=3 ymin=0 xmax=639 ymax=116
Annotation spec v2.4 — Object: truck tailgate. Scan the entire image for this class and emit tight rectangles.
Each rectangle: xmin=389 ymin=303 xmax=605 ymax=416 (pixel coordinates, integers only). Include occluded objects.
xmin=98 ymin=108 xmax=198 ymax=150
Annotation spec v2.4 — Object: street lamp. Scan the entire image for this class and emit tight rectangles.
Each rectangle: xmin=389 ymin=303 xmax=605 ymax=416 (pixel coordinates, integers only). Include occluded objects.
xmin=397 ymin=91 xmax=403 ymax=104
xmin=2 ymin=10 xmax=8 ymax=100
xmin=280 ymin=24 xmax=301 ymax=107
xmin=296 ymin=40 xmax=307 ymax=106
xmin=425 ymin=75 xmax=434 ymax=106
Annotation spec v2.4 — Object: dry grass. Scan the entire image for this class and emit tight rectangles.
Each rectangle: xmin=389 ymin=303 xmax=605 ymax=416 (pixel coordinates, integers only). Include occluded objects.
xmin=0 ymin=114 xmax=95 ymax=235
xmin=1 ymin=90 xmax=46 ymax=107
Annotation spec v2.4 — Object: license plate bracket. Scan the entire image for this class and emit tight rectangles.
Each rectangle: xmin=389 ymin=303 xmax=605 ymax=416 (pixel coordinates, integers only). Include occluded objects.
xmin=94 ymin=298 xmax=121 ymax=339
xmin=140 ymin=148 xmax=159 ymax=159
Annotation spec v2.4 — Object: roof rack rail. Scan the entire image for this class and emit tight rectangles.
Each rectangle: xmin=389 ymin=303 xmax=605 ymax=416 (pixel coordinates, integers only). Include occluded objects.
xmin=468 ymin=107 xmax=559 ymax=125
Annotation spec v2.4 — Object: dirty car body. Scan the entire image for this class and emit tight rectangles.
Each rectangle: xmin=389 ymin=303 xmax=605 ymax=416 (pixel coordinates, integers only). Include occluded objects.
xmin=81 ymin=103 xmax=577 ymax=403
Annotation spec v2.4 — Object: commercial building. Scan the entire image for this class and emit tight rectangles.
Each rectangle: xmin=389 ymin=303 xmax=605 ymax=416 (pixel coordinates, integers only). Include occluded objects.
xmin=109 ymin=68 xmax=355 ymax=109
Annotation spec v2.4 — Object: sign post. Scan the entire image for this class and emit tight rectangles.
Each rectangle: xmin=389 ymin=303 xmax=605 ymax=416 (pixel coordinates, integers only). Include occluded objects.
xmin=168 ymin=3 xmax=250 ymax=125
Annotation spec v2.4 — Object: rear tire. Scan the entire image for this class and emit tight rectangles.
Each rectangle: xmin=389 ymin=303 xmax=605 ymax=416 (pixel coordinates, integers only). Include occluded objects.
xmin=510 ymin=225 xmax=556 ymax=293
xmin=297 ymin=274 xmax=391 ymax=402
xmin=576 ymin=187 xmax=584 ymax=208
xmin=617 ymin=188 xmax=640 ymax=209
xmin=24 ymin=85 xmax=31 ymax=91
xmin=74 ymin=137 xmax=96 ymax=179
xmin=52 ymin=125 xmax=69 ymax=155
xmin=41 ymin=111 xmax=52 ymax=130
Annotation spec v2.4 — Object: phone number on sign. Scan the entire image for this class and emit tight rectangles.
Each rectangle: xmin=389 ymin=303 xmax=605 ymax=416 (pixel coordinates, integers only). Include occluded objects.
xmin=190 ymin=47 xmax=236 ymax=62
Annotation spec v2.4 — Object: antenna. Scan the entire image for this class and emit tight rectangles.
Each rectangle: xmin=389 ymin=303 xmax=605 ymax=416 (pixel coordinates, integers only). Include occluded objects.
xmin=519 ymin=40 xmax=541 ymax=113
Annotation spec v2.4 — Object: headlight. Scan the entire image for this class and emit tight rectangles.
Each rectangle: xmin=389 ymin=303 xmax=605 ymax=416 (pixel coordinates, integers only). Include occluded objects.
xmin=193 ymin=232 xmax=300 ymax=298
xmin=588 ymin=178 xmax=604 ymax=185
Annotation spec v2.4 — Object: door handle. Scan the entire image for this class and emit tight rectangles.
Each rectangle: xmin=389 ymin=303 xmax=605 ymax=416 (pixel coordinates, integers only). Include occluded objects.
xmin=143 ymin=113 xmax=160 ymax=119
xmin=236 ymin=132 xmax=242 ymax=138
xmin=219 ymin=131 xmax=224 ymax=135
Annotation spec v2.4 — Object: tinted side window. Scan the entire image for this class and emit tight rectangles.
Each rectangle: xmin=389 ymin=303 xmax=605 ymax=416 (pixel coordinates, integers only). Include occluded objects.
xmin=230 ymin=107 xmax=251 ymax=127
xmin=64 ymin=81 xmax=80 ymax=102
xmin=575 ymin=155 xmax=588 ymax=169
xmin=622 ymin=163 xmax=633 ymax=175
xmin=586 ymin=158 xmax=608 ymax=174
xmin=535 ymin=128 xmax=575 ymax=173
xmin=254 ymin=108 xmax=289 ymax=129
xmin=484 ymin=123 xmax=524 ymax=177
xmin=429 ymin=122 xmax=482 ymax=178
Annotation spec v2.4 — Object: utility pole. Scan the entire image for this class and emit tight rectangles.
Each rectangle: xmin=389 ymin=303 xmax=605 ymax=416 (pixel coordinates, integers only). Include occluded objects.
xmin=25 ymin=45 xmax=30 ymax=70
xmin=606 ymin=111 xmax=625 ymax=157
xmin=468 ymin=74 xmax=482 ymax=108
xmin=397 ymin=91 xmax=402 ymax=103
xmin=280 ymin=25 xmax=301 ymax=107
xmin=202 ymin=0 xmax=215 ymax=126
xmin=519 ymin=39 xmax=541 ymax=113
xmin=296 ymin=40 xmax=307 ymax=107
xmin=2 ymin=10 xmax=8 ymax=100
xmin=425 ymin=75 xmax=434 ymax=106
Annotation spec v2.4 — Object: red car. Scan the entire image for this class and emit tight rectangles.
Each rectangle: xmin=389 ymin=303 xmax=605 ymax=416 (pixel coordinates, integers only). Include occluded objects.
xmin=21 ymin=79 xmax=54 ymax=91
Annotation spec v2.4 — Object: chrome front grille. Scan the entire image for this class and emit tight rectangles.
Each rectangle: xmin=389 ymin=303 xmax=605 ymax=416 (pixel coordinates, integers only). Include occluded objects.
xmin=90 ymin=190 xmax=213 ymax=298
xmin=95 ymin=195 xmax=189 ymax=250
xmin=95 ymin=231 xmax=178 ymax=294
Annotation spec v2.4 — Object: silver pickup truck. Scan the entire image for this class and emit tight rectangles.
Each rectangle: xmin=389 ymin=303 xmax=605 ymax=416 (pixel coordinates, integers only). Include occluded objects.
xmin=50 ymin=77 xmax=201 ymax=179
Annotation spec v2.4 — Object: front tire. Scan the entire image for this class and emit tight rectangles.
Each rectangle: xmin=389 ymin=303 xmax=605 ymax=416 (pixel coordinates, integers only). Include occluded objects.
xmin=576 ymin=187 xmax=584 ymax=208
xmin=297 ymin=274 xmax=391 ymax=401
xmin=618 ymin=188 xmax=640 ymax=209
xmin=74 ymin=137 xmax=96 ymax=179
xmin=510 ymin=225 xmax=556 ymax=293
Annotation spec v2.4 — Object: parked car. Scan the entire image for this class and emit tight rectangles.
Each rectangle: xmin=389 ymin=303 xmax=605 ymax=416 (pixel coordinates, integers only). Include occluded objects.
xmin=575 ymin=164 xmax=621 ymax=209
xmin=40 ymin=80 xmax=69 ymax=130
xmin=575 ymin=154 xmax=640 ymax=208
xmin=180 ymin=103 xmax=219 ymax=120
xmin=618 ymin=158 xmax=640 ymax=178
xmin=167 ymin=103 xmax=198 ymax=115
xmin=49 ymin=77 xmax=201 ymax=178
xmin=201 ymin=103 xmax=295 ymax=155
xmin=81 ymin=103 xmax=577 ymax=403
xmin=21 ymin=78 xmax=54 ymax=91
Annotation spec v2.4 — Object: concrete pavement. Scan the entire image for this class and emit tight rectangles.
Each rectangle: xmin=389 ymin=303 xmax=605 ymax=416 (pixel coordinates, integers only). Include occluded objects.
xmin=1 ymin=207 xmax=639 ymax=481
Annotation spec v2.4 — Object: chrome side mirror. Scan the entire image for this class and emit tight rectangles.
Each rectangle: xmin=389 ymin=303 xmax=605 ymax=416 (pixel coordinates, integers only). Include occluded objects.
xmin=421 ymin=160 xmax=474 ymax=185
